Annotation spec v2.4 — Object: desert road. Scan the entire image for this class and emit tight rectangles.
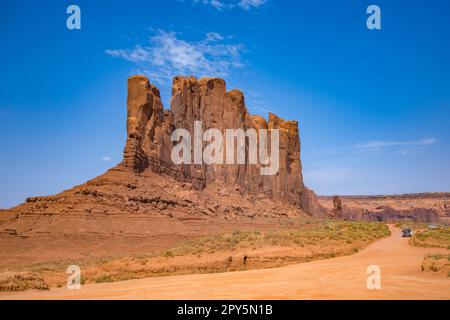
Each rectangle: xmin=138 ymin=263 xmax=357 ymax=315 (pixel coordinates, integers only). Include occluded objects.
xmin=1 ymin=226 xmax=449 ymax=300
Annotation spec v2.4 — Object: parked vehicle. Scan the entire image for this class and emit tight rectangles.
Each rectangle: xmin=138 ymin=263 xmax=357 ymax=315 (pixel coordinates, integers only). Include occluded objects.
xmin=402 ymin=227 xmax=413 ymax=237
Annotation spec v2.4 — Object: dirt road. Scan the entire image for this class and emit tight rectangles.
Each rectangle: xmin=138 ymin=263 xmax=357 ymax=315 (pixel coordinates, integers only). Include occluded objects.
xmin=1 ymin=226 xmax=449 ymax=299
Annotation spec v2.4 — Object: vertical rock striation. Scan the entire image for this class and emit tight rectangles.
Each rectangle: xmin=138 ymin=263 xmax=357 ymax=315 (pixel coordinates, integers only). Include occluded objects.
xmin=122 ymin=75 xmax=322 ymax=215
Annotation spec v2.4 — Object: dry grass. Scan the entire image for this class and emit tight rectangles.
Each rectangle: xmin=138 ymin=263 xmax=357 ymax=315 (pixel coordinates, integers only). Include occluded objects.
xmin=408 ymin=225 xmax=450 ymax=248
xmin=0 ymin=220 xmax=390 ymax=290
xmin=421 ymin=253 xmax=450 ymax=276
xmin=0 ymin=272 xmax=49 ymax=292
xmin=164 ymin=220 xmax=390 ymax=256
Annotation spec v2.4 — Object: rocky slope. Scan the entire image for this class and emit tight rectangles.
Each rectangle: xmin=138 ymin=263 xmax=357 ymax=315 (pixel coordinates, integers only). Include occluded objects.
xmin=0 ymin=75 xmax=324 ymax=267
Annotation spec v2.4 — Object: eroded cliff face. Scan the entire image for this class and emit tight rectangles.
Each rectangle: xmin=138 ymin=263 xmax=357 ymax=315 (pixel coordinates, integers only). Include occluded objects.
xmin=318 ymin=194 xmax=450 ymax=223
xmin=122 ymin=75 xmax=321 ymax=214
xmin=0 ymin=74 xmax=325 ymax=267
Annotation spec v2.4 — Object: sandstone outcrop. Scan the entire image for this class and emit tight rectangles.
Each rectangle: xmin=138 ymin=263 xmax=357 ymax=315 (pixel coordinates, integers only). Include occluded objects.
xmin=0 ymin=74 xmax=325 ymax=267
xmin=333 ymin=196 xmax=342 ymax=211
xmin=319 ymin=193 xmax=450 ymax=223
xmin=122 ymin=75 xmax=322 ymax=214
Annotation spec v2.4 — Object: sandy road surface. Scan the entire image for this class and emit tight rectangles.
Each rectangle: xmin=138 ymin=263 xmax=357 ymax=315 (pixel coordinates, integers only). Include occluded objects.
xmin=1 ymin=226 xmax=449 ymax=300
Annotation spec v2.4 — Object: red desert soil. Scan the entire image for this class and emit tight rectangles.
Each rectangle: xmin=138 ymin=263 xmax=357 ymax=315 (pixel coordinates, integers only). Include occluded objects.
xmin=1 ymin=226 xmax=449 ymax=300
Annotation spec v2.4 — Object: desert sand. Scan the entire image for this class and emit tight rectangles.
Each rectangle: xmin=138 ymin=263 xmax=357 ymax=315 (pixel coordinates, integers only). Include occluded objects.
xmin=1 ymin=225 xmax=449 ymax=300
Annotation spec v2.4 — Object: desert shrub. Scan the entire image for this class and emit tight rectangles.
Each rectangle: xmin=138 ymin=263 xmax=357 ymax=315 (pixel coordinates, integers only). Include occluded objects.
xmin=411 ymin=227 xmax=450 ymax=248
xmin=164 ymin=250 xmax=174 ymax=257
xmin=147 ymin=221 xmax=390 ymax=259
xmin=95 ymin=274 xmax=114 ymax=283
xmin=425 ymin=253 xmax=445 ymax=260
xmin=0 ymin=273 xmax=49 ymax=292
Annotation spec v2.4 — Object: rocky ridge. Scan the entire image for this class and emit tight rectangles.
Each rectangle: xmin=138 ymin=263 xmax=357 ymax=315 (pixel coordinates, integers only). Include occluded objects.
xmin=319 ymin=194 xmax=450 ymax=223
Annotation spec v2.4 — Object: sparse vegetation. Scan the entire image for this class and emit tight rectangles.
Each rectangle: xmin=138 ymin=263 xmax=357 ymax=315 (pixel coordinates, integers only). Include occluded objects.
xmin=426 ymin=253 xmax=446 ymax=260
xmin=95 ymin=275 xmax=114 ymax=283
xmin=0 ymin=220 xmax=391 ymax=290
xmin=409 ymin=225 xmax=450 ymax=248
xmin=164 ymin=221 xmax=390 ymax=256
xmin=421 ymin=253 xmax=450 ymax=276
xmin=0 ymin=273 xmax=49 ymax=292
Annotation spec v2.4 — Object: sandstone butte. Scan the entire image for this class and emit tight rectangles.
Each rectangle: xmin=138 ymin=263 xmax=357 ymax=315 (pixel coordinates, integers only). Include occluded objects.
xmin=123 ymin=75 xmax=322 ymax=214
xmin=0 ymin=75 xmax=325 ymax=266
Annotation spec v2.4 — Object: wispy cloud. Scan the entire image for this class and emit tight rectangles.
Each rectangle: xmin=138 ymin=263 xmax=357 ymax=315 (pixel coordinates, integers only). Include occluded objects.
xmin=317 ymin=138 xmax=437 ymax=156
xmin=354 ymin=138 xmax=437 ymax=154
xmin=190 ymin=0 xmax=267 ymax=10
xmin=238 ymin=0 xmax=267 ymax=10
xmin=106 ymin=29 xmax=246 ymax=84
xmin=101 ymin=156 xmax=112 ymax=161
xmin=193 ymin=0 xmax=227 ymax=10
xmin=244 ymin=91 xmax=274 ymax=114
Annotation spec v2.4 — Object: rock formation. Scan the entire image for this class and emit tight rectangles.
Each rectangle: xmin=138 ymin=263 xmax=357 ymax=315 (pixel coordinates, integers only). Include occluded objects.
xmin=333 ymin=196 xmax=343 ymax=213
xmin=122 ymin=75 xmax=321 ymax=214
xmin=319 ymin=193 xmax=450 ymax=223
xmin=0 ymin=74 xmax=325 ymax=267
xmin=2 ymin=75 xmax=448 ymax=268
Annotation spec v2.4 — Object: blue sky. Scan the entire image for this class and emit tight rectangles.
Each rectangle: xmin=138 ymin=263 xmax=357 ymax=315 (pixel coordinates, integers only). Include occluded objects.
xmin=1 ymin=0 xmax=449 ymax=208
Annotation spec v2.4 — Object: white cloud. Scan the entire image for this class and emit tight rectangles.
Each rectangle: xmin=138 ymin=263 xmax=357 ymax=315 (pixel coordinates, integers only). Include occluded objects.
xmin=101 ymin=156 xmax=112 ymax=161
xmin=317 ymin=138 xmax=437 ymax=156
xmin=238 ymin=0 xmax=267 ymax=10
xmin=106 ymin=29 xmax=245 ymax=84
xmin=354 ymin=138 xmax=437 ymax=154
xmin=194 ymin=0 xmax=227 ymax=10
xmin=106 ymin=46 xmax=151 ymax=63
xmin=190 ymin=0 xmax=267 ymax=10
xmin=244 ymin=91 xmax=273 ymax=114
xmin=205 ymin=32 xmax=225 ymax=42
